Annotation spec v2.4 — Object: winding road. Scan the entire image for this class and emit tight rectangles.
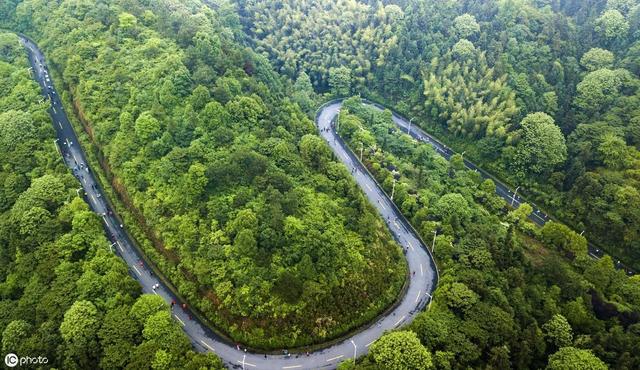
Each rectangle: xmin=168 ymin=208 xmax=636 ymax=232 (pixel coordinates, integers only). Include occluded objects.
xmin=20 ymin=36 xmax=438 ymax=369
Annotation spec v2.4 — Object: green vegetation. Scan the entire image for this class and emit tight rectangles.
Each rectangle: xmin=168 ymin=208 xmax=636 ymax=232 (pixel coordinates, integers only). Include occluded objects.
xmin=336 ymin=98 xmax=640 ymax=369
xmin=235 ymin=0 xmax=640 ymax=268
xmin=0 ymin=31 xmax=222 ymax=369
xmin=1 ymin=0 xmax=406 ymax=349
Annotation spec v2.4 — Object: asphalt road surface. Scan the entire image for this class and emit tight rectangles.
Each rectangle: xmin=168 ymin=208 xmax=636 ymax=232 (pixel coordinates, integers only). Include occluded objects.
xmin=361 ymin=100 xmax=634 ymax=276
xmin=20 ymin=36 xmax=438 ymax=369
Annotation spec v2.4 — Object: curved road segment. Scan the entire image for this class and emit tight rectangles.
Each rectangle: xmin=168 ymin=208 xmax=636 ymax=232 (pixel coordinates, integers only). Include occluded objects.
xmin=20 ymin=36 xmax=437 ymax=369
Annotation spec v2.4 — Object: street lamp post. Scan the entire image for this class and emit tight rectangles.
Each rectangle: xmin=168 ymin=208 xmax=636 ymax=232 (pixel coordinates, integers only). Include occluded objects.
xmin=431 ymin=230 xmax=437 ymax=253
xmin=391 ymin=178 xmax=397 ymax=200
xmin=76 ymin=188 xmax=83 ymax=197
xmin=351 ymin=340 xmax=357 ymax=360
xmin=511 ymin=186 xmax=520 ymax=207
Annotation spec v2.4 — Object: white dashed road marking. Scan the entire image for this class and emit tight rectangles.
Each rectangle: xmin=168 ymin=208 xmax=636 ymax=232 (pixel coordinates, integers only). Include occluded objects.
xmin=394 ymin=315 xmax=406 ymax=327
xmin=132 ymin=265 xmax=141 ymax=275
xmin=174 ymin=315 xmax=185 ymax=326
xmin=415 ymin=290 xmax=421 ymax=303
xmin=200 ymin=340 xmax=215 ymax=352
xmin=327 ymin=355 xmax=343 ymax=362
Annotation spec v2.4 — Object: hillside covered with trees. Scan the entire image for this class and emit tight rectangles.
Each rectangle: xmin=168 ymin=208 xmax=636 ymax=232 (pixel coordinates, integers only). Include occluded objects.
xmin=0 ymin=0 xmax=406 ymax=349
xmin=236 ymin=0 xmax=640 ymax=269
xmin=0 ymin=31 xmax=223 ymax=369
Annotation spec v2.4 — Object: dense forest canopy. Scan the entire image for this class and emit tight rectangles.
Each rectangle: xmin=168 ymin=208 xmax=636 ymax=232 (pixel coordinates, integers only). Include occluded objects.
xmin=1 ymin=0 xmax=639 ymax=369
xmin=0 ymin=0 xmax=406 ymax=350
xmin=0 ymin=31 xmax=224 ymax=369
xmin=235 ymin=0 xmax=640 ymax=269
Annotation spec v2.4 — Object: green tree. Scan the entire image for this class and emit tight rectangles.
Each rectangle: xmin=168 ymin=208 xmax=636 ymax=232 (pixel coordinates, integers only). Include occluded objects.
xmin=60 ymin=300 xmax=100 ymax=367
xmin=546 ymin=347 xmax=607 ymax=370
xmin=370 ymin=331 xmax=433 ymax=370
xmin=452 ymin=39 xmax=475 ymax=60
xmin=598 ymin=133 xmax=628 ymax=169
xmin=1 ymin=320 xmax=32 ymax=354
xmin=595 ymin=9 xmax=629 ymax=40
xmin=329 ymin=66 xmax=352 ymax=97
xmin=543 ymin=314 xmax=574 ymax=348
xmin=299 ymin=134 xmax=331 ymax=170
xmin=513 ymin=112 xmax=567 ymax=176
xmin=135 ymin=111 xmax=161 ymax=143
xmin=580 ymin=48 xmax=615 ymax=71
xmin=540 ymin=222 xmax=588 ymax=257
xmin=453 ymin=14 xmax=480 ymax=39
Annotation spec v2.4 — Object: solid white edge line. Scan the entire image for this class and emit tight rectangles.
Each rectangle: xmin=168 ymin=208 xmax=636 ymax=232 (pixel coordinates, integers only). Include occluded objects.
xmin=365 ymin=340 xmax=375 ymax=347
xmin=282 ymin=366 xmax=302 ymax=369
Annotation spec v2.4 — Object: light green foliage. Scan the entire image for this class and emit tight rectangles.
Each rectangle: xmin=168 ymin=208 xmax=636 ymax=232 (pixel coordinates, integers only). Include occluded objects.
xmin=540 ymin=222 xmax=588 ymax=257
xmin=574 ymin=68 xmax=633 ymax=115
xmin=329 ymin=66 xmax=352 ymax=97
xmin=134 ymin=111 xmax=161 ymax=143
xmin=542 ymin=314 xmax=574 ymax=348
xmin=581 ymin=48 xmax=615 ymax=71
xmin=370 ymin=331 xmax=433 ymax=370
xmin=598 ymin=133 xmax=629 ymax=169
xmin=595 ymin=9 xmax=629 ymax=40
xmin=452 ymin=39 xmax=476 ymax=60
xmin=439 ymin=282 xmax=478 ymax=313
xmin=513 ymin=112 xmax=567 ymax=176
xmin=453 ymin=14 xmax=480 ymax=39
xmin=423 ymin=49 xmax=518 ymax=139
xmin=547 ymin=347 xmax=608 ymax=370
